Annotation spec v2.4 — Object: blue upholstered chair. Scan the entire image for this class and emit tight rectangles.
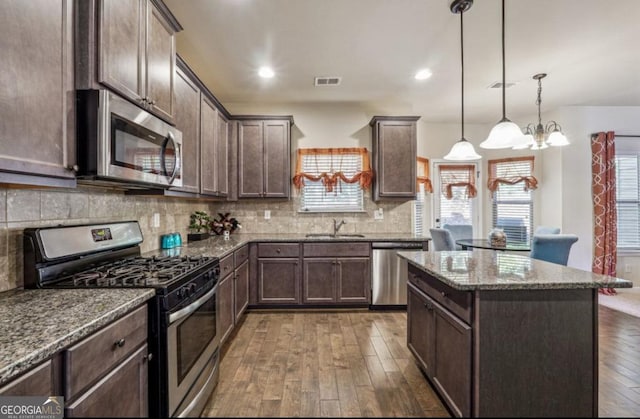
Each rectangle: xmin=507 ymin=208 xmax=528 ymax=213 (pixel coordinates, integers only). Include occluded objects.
xmin=430 ymin=228 xmax=456 ymax=251
xmin=530 ymin=234 xmax=579 ymax=266
xmin=442 ymin=224 xmax=473 ymax=250
xmin=534 ymin=226 xmax=561 ymax=235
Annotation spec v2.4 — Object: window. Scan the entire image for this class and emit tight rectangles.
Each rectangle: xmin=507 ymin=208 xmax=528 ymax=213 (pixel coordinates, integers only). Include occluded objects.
xmin=488 ymin=157 xmax=537 ymax=243
xmin=433 ymin=162 xmax=480 ymax=233
xmin=298 ymin=151 xmax=365 ymax=212
xmin=615 ymin=144 xmax=640 ymax=249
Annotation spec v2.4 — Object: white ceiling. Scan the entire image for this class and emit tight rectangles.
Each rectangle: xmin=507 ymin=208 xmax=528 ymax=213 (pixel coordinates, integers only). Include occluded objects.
xmin=164 ymin=0 xmax=640 ymax=123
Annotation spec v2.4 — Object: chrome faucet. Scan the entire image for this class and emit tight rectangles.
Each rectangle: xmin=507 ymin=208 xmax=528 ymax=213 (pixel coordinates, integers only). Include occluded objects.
xmin=333 ymin=219 xmax=346 ymax=236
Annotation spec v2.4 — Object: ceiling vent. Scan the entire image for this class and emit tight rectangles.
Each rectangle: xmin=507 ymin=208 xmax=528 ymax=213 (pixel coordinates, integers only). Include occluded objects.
xmin=488 ymin=81 xmax=516 ymax=89
xmin=314 ymin=76 xmax=342 ymax=86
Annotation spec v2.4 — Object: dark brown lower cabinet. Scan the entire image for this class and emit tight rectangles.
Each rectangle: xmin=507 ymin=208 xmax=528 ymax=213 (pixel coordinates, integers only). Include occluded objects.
xmin=0 ymin=359 xmax=57 ymax=396
xmin=217 ymin=271 xmax=235 ymax=345
xmin=234 ymin=259 xmax=249 ymax=319
xmin=303 ymin=257 xmax=370 ymax=304
xmin=257 ymin=258 xmax=300 ymax=304
xmin=407 ymin=282 xmax=471 ymax=417
xmin=65 ymin=345 xmax=148 ymax=418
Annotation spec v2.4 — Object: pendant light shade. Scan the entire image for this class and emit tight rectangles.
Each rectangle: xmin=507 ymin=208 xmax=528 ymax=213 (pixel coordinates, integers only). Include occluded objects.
xmin=483 ymin=119 xmax=529 ymax=149
xmin=444 ymin=138 xmax=482 ymax=160
xmin=479 ymin=0 xmax=523 ymax=149
xmin=444 ymin=1 xmax=481 ymax=161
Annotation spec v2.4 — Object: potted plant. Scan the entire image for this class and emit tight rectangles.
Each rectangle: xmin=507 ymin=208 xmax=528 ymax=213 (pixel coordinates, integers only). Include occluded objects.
xmin=187 ymin=211 xmax=211 ymax=242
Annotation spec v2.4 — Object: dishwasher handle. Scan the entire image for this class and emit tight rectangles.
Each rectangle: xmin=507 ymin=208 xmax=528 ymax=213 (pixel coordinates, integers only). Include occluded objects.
xmin=371 ymin=242 xmax=426 ymax=250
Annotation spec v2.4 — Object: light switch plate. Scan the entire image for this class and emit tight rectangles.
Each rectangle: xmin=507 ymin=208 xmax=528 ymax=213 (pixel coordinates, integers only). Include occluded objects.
xmin=152 ymin=213 xmax=160 ymax=228
xmin=374 ymin=208 xmax=384 ymax=220
xmin=264 ymin=210 xmax=271 ymax=220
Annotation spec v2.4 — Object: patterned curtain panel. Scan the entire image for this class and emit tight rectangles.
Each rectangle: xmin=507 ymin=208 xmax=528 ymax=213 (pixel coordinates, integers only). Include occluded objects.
xmin=292 ymin=147 xmax=373 ymax=192
xmin=591 ymin=131 xmax=617 ymax=295
xmin=439 ymin=164 xmax=477 ymax=200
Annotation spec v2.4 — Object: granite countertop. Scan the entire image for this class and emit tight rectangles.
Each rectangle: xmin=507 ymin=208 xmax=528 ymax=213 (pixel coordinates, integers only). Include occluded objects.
xmin=398 ymin=249 xmax=633 ymax=291
xmin=0 ymin=288 xmax=155 ymax=385
xmin=148 ymin=233 xmax=431 ymax=259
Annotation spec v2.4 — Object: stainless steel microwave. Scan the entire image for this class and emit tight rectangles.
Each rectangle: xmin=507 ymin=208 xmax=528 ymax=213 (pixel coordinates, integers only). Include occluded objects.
xmin=76 ymin=90 xmax=183 ymax=188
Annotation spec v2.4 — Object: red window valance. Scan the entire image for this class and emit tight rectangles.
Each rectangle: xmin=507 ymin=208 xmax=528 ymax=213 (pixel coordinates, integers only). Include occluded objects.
xmin=417 ymin=157 xmax=433 ymax=193
xmin=487 ymin=156 xmax=538 ymax=193
xmin=292 ymin=147 xmax=374 ymax=192
xmin=439 ymin=164 xmax=477 ymax=199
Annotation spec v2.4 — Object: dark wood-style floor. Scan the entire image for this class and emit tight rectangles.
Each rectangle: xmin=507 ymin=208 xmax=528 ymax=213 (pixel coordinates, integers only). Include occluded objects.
xmin=202 ymin=306 xmax=640 ymax=417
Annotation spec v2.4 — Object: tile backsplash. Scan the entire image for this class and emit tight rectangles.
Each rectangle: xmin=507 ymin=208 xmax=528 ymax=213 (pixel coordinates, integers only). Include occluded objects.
xmin=0 ymin=187 xmax=213 ymax=292
xmin=0 ymin=187 xmax=413 ymax=292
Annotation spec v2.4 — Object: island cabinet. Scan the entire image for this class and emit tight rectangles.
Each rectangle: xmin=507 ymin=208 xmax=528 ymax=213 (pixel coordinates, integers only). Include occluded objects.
xmin=237 ymin=118 xmax=293 ymax=199
xmin=302 ymin=243 xmax=370 ymax=305
xmin=250 ymin=243 xmax=301 ymax=305
xmin=405 ymin=257 xmax=601 ymax=418
xmin=0 ymin=0 xmax=76 ymax=188
xmin=76 ymin=0 xmax=180 ymax=123
xmin=369 ymin=116 xmax=420 ymax=201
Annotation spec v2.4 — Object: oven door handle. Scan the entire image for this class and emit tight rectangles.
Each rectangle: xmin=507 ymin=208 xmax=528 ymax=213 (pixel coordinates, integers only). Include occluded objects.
xmin=169 ymin=286 xmax=216 ymax=325
xmin=161 ymin=132 xmax=181 ymax=185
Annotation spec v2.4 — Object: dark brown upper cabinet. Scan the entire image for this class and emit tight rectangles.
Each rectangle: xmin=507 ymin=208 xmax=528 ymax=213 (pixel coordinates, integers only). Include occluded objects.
xmin=76 ymin=0 xmax=181 ymax=124
xmin=369 ymin=116 xmax=421 ymax=200
xmin=200 ymin=95 xmax=229 ymax=197
xmin=237 ymin=118 xmax=293 ymax=199
xmin=171 ymin=65 xmax=201 ymax=194
xmin=0 ymin=0 xmax=76 ymax=188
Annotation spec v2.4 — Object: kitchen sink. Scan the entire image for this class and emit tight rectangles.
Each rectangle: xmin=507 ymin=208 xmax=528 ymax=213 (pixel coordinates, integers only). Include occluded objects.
xmin=305 ymin=233 xmax=365 ymax=238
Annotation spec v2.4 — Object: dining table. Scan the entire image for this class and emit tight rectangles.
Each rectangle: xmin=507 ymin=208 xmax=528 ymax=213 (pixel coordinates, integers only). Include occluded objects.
xmin=456 ymin=238 xmax=530 ymax=252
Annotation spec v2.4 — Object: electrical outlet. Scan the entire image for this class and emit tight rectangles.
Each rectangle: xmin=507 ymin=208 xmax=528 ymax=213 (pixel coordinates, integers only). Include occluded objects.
xmin=625 ymin=264 xmax=632 ymax=273
xmin=152 ymin=213 xmax=160 ymax=228
xmin=374 ymin=208 xmax=384 ymax=220
xmin=264 ymin=210 xmax=271 ymax=220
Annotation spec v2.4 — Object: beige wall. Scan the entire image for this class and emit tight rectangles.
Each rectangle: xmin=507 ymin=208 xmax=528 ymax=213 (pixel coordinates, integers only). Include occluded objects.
xmin=0 ymin=187 xmax=215 ymax=292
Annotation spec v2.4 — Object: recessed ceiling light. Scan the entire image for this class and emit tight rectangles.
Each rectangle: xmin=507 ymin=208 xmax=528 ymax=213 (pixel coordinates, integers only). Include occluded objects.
xmin=415 ymin=69 xmax=432 ymax=80
xmin=258 ymin=66 xmax=275 ymax=78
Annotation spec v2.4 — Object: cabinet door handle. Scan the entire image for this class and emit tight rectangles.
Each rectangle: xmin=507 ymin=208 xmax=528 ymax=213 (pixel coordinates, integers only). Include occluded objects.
xmin=114 ymin=338 xmax=126 ymax=348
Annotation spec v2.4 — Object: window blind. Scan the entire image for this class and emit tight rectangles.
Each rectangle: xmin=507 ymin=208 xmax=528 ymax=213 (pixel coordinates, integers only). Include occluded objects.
xmin=436 ymin=164 xmax=477 ymax=226
xmin=616 ymin=154 xmax=640 ymax=248
xmin=300 ymin=153 xmax=364 ymax=212
xmin=489 ymin=158 xmax=534 ymax=243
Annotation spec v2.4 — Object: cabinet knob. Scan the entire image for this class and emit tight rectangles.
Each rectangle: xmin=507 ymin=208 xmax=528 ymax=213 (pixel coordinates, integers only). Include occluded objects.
xmin=441 ymin=291 xmax=448 ymax=298
xmin=224 ymin=265 xmax=230 ymax=271
xmin=148 ymin=98 xmax=156 ymax=105
xmin=66 ymin=164 xmax=79 ymax=172
xmin=140 ymin=97 xmax=148 ymax=104
xmin=424 ymin=302 xmax=434 ymax=311
xmin=114 ymin=338 xmax=126 ymax=348
xmin=276 ymin=248 xmax=281 ymax=253
xmin=143 ymin=353 xmax=153 ymax=362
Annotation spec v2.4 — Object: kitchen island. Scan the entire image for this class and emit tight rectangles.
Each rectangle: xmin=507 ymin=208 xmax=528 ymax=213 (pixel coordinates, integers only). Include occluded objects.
xmin=398 ymin=249 xmax=631 ymax=418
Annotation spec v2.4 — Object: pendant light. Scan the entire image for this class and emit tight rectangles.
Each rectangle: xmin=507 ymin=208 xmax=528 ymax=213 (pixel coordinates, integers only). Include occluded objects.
xmin=479 ymin=0 xmax=528 ymax=149
xmin=444 ymin=0 xmax=481 ymax=161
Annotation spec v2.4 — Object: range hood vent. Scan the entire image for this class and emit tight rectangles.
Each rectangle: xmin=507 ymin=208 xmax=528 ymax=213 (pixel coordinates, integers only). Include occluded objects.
xmin=314 ymin=76 xmax=342 ymax=86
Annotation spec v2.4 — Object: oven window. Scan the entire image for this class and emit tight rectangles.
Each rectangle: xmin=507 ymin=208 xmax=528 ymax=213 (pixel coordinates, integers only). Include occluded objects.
xmin=177 ymin=293 xmax=216 ymax=382
xmin=111 ymin=115 xmax=174 ymax=175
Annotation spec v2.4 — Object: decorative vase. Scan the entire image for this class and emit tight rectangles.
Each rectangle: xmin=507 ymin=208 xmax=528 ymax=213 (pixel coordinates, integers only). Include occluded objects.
xmin=489 ymin=228 xmax=507 ymax=247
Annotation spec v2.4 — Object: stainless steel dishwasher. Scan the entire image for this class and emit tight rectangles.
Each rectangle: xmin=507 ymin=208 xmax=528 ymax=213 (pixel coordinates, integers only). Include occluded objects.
xmin=371 ymin=241 xmax=428 ymax=308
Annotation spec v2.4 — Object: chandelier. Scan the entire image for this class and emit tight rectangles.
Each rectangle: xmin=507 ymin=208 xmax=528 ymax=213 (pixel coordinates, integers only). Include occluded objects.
xmin=514 ymin=73 xmax=569 ymax=150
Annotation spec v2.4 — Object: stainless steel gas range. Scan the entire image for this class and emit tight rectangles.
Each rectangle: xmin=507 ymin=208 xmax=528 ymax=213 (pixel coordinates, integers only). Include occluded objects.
xmin=23 ymin=221 xmax=220 ymax=418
